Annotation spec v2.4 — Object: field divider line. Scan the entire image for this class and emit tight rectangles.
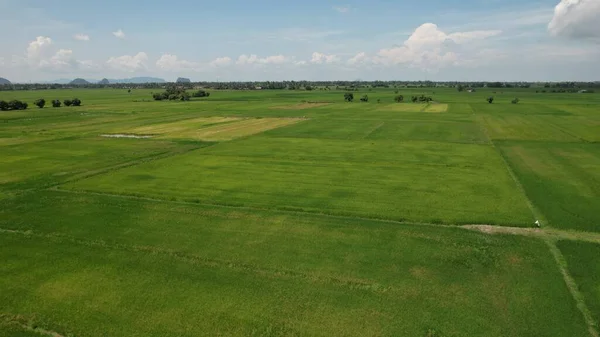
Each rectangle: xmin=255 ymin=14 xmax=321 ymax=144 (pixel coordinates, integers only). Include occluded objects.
xmin=47 ymin=142 xmax=217 ymax=189
xmin=47 ymin=188 xmax=510 ymax=230
xmin=34 ymin=189 xmax=600 ymax=245
xmin=0 ymin=228 xmax=396 ymax=295
xmin=363 ymin=122 xmax=385 ymax=139
xmin=473 ymin=113 xmax=545 ymax=225
xmin=544 ymin=239 xmax=599 ymax=337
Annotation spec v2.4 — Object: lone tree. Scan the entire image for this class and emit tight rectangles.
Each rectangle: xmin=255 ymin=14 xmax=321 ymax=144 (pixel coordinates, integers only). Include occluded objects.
xmin=511 ymin=98 xmax=520 ymax=104
xmin=72 ymin=98 xmax=82 ymax=106
xmin=457 ymin=84 xmax=465 ymax=92
xmin=64 ymin=99 xmax=73 ymax=107
xmin=344 ymin=93 xmax=354 ymax=102
xmin=34 ymin=99 xmax=46 ymax=108
xmin=487 ymin=97 xmax=494 ymax=104
xmin=394 ymin=95 xmax=404 ymax=103
xmin=52 ymin=100 xmax=62 ymax=108
xmin=360 ymin=95 xmax=369 ymax=102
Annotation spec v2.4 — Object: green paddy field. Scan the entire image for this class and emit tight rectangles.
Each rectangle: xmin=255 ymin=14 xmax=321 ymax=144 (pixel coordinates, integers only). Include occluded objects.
xmin=1 ymin=87 xmax=599 ymax=336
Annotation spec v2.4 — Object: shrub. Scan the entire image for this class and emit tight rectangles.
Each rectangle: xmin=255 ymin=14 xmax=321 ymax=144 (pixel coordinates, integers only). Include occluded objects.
xmin=8 ymin=100 xmax=27 ymax=110
xmin=0 ymin=100 xmax=7 ymax=111
xmin=487 ymin=97 xmax=494 ymax=104
xmin=344 ymin=93 xmax=354 ymax=102
xmin=511 ymin=98 xmax=520 ymax=104
xmin=360 ymin=95 xmax=369 ymax=102
xmin=191 ymin=90 xmax=210 ymax=98
xmin=52 ymin=100 xmax=62 ymax=108
xmin=34 ymin=99 xmax=46 ymax=108
xmin=72 ymin=98 xmax=82 ymax=106
xmin=64 ymin=99 xmax=73 ymax=107
xmin=394 ymin=95 xmax=404 ymax=103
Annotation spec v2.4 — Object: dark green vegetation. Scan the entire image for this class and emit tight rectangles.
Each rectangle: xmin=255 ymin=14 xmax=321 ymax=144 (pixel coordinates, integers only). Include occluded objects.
xmin=558 ymin=241 xmax=600 ymax=332
xmin=1 ymin=87 xmax=599 ymax=336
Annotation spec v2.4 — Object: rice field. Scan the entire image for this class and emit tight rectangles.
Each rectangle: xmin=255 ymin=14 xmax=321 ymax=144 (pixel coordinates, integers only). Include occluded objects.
xmin=1 ymin=87 xmax=599 ymax=336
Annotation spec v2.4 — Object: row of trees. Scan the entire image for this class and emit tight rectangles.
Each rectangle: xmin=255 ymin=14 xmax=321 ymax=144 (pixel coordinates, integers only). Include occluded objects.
xmin=152 ymin=88 xmax=211 ymax=101
xmin=0 ymin=98 xmax=83 ymax=111
xmin=345 ymin=93 xmax=433 ymax=103
xmin=487 ymin=97 xmax=520 ymax=104
xmin=0 ymin=100 xmax=28 ymax=111
xmin=33 ymin=98 xmax=82 ymax=108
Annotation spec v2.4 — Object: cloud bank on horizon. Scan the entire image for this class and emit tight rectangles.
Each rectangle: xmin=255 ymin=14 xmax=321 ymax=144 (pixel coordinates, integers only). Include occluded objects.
xmin=1 ymin=0 xmax=598 ymax=82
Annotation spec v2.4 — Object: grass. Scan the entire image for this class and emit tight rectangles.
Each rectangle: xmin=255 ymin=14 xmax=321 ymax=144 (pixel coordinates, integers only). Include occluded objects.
xmin=557 ymin=241 xmax=600 ymax=333
xmin=1 ymin=87 xmax=600 ymax=336
xmin=0 ymin=191 xmax=591 ymax=336
xmin=0 ymin=137 xmax=204 ymax=191
xmin=499 ymin=141 xmax=600 ymax=232
xmin=63 ymin=136 xmax=533 ymax=225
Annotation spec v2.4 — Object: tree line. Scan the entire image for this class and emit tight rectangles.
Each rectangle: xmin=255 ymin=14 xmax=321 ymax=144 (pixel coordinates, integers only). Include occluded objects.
xmin=3 ymin=81 xmax=599 ymax=92
xmin=344 ymin=93 xmax=433 ymax=103
xmin=152 ymin=88 xmax=211 ymax=101
xmin=0 ymin=98 xmax=82 ymax=111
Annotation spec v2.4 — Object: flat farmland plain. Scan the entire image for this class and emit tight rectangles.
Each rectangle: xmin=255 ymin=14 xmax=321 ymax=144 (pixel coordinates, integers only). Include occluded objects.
xmin=1 ymin=87 xmax=600 ymax=336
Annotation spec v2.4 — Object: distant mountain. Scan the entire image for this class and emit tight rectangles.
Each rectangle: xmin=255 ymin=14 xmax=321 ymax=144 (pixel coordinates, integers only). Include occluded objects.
xmin=0 ymin=77 xmax=11 ymax=85
xmin=176 ymin=77 xmax=191 ymax=83
xmin=110 ymin=77 xmax=166 ymax=84
xmin=70 ymin=78 xmax=91 ymax=85
xmin=41 ymin=77 xmax=166 ymax=84
xmin=98 ymin=78 xmax=110 ymax=85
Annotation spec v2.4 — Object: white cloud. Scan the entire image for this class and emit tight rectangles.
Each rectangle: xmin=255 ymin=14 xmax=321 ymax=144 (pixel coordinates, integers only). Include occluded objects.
xmin=74 ymin=34 xmax=90 ymax=41
xmin=40 ymin=49 xmax=76 ymax=70
xmin=26 ymin=36 xmax=54 ymax=64
xmin=549 ymin=0 xmax=600 ymax=40
xmin=262 ymin=55 xmax=287 ymax=64
xmin=448 ymin=30 xmax=502 ymax=44
xmin=310 ymin=52 xmax=340 ymax=64
xmin=112 ymin=29 xmax=126 ymax=39
xmin=347 ymin=52 xmax=370 ymax=65
xmin=106 ymin=52 xmax=148 ymax=72
xmin=333 ymin=6 xmax=350 ymax=13
xmin=17 ymin=36 xmax=96 ymax=72
xmin=236 ymin=54 xmax=289 ymax=65
xmin=374 ymin=23 xmax=501 ymax=70
xmin=210 ymin=56 xmax=232 ymax=67
xmin=156 ymin=54 xmax=201 ymax=71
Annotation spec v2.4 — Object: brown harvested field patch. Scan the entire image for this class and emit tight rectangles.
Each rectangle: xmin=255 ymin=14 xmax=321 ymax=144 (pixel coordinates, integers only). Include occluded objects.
xmin=272 ymin=103 xmax=331 ymax=110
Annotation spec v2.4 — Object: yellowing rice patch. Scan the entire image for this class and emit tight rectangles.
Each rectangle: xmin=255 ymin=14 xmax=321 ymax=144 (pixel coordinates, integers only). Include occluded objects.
xmin=422 ymin=104 xmax=449 ymax=113
xmin=128 ymin=117 xmax=239 ymax=135
xmin=192 ymin=118 xmax=304 ymax=141
xmin=110 ymin=117 xmax=304 ymax=141
xmin=377 ymin=104 xmax=428 ymax=112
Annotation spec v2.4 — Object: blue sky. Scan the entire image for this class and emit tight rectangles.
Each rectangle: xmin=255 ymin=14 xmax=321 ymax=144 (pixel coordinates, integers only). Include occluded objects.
xmin=0 ymin=0 xmax=598 ymax=82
